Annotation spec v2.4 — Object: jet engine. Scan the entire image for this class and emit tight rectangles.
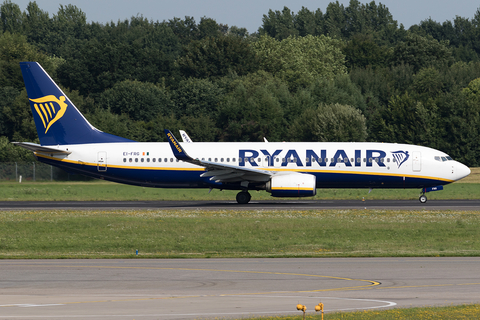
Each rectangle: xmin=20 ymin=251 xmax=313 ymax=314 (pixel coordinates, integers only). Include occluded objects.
xmin=266 ymin=173 xmax=317 ymax=197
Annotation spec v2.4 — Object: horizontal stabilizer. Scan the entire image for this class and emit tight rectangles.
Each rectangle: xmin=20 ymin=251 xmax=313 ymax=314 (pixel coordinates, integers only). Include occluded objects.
xmin=12 ymin=142 xmax=72 ymax=154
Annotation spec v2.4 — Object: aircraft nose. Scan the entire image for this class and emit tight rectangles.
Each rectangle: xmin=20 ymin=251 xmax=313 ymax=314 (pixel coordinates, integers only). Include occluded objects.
xmin=454 ymin=162 xmax=471 ymax=181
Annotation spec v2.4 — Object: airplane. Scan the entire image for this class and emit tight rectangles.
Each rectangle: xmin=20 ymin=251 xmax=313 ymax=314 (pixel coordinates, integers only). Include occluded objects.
xmin=14 ymin=62 xmax=471 ymax=204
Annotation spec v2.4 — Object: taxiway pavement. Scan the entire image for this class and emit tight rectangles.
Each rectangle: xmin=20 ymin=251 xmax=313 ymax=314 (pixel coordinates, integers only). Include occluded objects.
xmin=1 ymin=258 xmax=479 ymax=319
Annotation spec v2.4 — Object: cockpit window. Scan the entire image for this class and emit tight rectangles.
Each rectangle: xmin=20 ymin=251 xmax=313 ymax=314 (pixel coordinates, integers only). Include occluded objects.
xmin=436 ymin=155 xmax=454 ymax=161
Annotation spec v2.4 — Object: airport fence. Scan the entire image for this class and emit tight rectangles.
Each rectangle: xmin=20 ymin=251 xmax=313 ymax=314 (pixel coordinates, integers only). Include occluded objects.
xmin=0 ymin=162 xmax=92 ymax=182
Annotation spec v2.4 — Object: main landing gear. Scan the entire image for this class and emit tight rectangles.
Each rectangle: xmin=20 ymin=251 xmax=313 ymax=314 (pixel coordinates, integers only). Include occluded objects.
xmin=236 ymin=191 xmax=251 ymax=204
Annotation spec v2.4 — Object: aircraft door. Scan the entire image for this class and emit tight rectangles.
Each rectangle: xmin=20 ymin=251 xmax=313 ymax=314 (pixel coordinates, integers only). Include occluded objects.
xmin=97 ymin=151 xmax=107 ymax=172
xmin=412 ymin=151 xmax=421 ymax=172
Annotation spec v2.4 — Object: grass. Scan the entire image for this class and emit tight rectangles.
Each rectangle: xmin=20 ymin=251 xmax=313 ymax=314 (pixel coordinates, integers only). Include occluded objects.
xmin=0 ymin=180 xmax=479 ymax=201
xmin=1 ymin=167 xmax=479 ymax=201
xmin=1 ymin=209 xmax=479 ymax=259
xmin=239 ymin=304 xmax=480 ymax=319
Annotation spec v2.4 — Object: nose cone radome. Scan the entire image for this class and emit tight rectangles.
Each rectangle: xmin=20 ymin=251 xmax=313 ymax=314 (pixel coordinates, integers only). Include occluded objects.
xmin=455 ymin=162 xmax=471 ymax=181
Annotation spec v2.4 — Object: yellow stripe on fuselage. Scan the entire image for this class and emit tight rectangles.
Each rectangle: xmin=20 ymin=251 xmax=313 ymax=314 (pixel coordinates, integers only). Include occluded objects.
xmin=35 ymin=153 xmax=453 ymax=182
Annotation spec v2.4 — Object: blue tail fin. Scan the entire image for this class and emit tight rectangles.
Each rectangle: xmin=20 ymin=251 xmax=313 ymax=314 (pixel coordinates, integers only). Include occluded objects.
xmin=20 ymin=62 xmax=134 ymax=145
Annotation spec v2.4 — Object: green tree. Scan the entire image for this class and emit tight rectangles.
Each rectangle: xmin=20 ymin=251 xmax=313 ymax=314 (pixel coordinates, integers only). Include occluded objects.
xmin=216 ymin=71 xmax=289 ymax=142
xmin=198 ymin=17 xmax=221 ymax=38
xmin=252 ymin=34 xmax=346 ymax=90
xmin=23 ymin=1 xmax=51 ymax=51
xmin=289 ymin=103 xmax=367 ymax=142
xmin=0 ymin=136 xmax=35 ymax=161
xmin=0 ymin=0 xmax=23 ymax=34
xmin=97 ymin=80 xmax=172 ymax=121
xmin=171 ymin=78 xmax=223 ymax=117
xmin=379 ymin=92 xmax=437 ymax=145
xmin=0 ymin=32 xmax=55 ymax=90
xmin=177 ymin=35 xmax=259 ymax=79
xmin=343 ymin=33 xmax=391 ymax=69
xmin=259 ymin=6 xmax=298 ymax=40
xmin=391 ymin=33 xmax=453 ymax=72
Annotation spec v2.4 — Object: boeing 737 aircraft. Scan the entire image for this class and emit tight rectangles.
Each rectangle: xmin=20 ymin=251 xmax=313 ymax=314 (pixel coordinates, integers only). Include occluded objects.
xmin=14 ymin=62 xmax=471 ymax=204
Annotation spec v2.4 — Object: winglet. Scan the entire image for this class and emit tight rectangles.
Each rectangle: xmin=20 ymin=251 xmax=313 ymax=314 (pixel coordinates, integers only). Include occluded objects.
xmin=179 ymin=130 xmax=193 ymax=143
xmin=164 ymin=129 xmax=191 ymax=161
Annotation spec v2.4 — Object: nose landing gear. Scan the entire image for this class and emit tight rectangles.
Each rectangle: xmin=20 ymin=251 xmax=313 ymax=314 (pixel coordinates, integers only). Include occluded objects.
xmin=419 ymin=186 xmax=444 ymax=203
xmin=419 ymin=194 xmax=427 ymax=203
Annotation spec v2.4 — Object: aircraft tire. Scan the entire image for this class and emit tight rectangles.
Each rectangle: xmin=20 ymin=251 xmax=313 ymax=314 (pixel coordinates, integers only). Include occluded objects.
xmin=236 ymin=191 xmax=251 ymax=204
xmin=419 ymin=194 xmax=427 ymax=203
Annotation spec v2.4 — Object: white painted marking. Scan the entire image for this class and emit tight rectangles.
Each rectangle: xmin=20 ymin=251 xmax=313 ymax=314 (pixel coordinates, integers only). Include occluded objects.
xmin=0 ymin=304 xmax=64 ymax=308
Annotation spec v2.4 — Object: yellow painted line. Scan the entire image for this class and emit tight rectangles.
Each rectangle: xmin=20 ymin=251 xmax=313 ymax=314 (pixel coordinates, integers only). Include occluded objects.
xmin=0 ymin=264 xmax=379 ymax=306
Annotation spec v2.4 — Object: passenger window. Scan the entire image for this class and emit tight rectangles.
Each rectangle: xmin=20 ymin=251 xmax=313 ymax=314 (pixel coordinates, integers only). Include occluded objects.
xmin=380 ymin=158 xmax=384 ymax=163
xmin=147 ymin=158 xmax=150 ymax=162
xmin=159 ymin=158 xmax=162 ymax=162
xmin=170 ymin=158 xmax=174 ymax=162
xmin=369 ymin=158 xmax=372 ymax=163
xmin=387 ymin=158 xmax=390 ymax=162
xmin=123 ymin=158 xmax=126 ymax=162
xmin=141 ymin=158 xmax=144 ymax=162
xmin=164 ymin=158 xmax=167 ymax=162
xmin=343 ymin=158 xmax=348 ymax=163
xmin=152 ymin=158 xmax=156 ymax=162
xmin=135 ymin=158 xmax=138 ymax=162
xmin=350 ymin=158 xmax=354 ymax=163
xmin=232 ymin=158 xmax=236 ymax=162
xmin=357 ymin=158 xmax=361 ymax=163
xmin=227 ymin=158 xmax=230 ymax=162
xmin=129 ymin=158 xmax=132 ymax=163
xmin=208 ymin=158 xmax=212 ymax=161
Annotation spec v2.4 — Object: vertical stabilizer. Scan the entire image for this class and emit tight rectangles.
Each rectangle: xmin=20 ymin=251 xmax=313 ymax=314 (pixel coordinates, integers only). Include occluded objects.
xmin=20 ymin=62 xmax=134 ymax=145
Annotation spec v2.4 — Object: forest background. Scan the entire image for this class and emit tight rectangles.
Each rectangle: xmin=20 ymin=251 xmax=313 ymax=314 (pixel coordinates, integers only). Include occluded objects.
xmin=1 ymin=0 xmax=480 ymax=166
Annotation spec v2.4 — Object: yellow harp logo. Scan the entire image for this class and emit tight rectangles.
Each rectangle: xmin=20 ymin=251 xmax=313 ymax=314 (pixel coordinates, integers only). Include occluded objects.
xmin=30 ymin=95 xmax=68 ymax=134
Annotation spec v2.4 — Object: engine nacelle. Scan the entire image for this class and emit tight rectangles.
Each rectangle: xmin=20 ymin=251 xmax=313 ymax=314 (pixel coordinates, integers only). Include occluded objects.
xmin=266 ymin=173 xmax=317 ymax=197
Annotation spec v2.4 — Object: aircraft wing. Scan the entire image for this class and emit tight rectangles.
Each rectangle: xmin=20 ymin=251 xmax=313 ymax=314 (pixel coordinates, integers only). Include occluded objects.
xmin=12 ymin=142 xmax=72 ymax=154
xmin=164 ymin=130 xmax=272 ymax=183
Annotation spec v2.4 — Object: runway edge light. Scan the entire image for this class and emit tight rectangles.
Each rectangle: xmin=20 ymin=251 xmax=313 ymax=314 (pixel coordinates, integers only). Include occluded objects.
xmin=315 ymin=302 xmax=324 ymax=320
xmin=296 ymin=304 xmax=307 ymax=320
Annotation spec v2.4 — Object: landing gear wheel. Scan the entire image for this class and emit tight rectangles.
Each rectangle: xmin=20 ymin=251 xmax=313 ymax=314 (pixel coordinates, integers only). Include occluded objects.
xmin=236 ymin=191 xmax=251 ymax=204
xmin=419 ymin=194 xmax=427 ymax=203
